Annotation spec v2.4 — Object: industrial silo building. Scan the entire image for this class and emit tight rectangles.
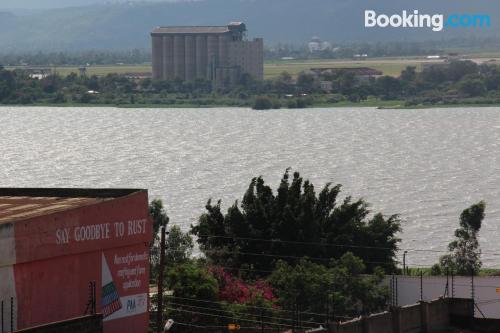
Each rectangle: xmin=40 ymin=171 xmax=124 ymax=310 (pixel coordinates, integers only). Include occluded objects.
xmin=151 ymin=22 xmax=263 ymax=86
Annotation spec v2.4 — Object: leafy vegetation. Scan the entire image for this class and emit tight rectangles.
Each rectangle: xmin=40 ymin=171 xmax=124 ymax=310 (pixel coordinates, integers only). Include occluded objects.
xmin=1 ymin=60 xmax=500 ymax=108
xmin=191 ymin=169 xmax=401 ymax=274
xmin=269 ymin=254 xmax=388 ymax=318
xmin=166 ymin=225 xmax=194 ymax=266
xmin=432 ymin=201 xmax=486 ymax=275
xmin=148 ymin=169 xmax=401 ymax=331
xmin=149 ymin=199 xmax=169 ymax=281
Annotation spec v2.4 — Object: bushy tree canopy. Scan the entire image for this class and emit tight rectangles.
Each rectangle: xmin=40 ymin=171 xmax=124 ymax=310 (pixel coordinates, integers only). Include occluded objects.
xmin=435 ymin=201 xmax=485 ymax=275
xmin=165 ymin=261 xmax=220 ymax=328
xmin=191 ymin=169 xmax=401 ymax=274
xmin=149 ymin=199 xmax=170 ymax=280
xmin=166 ymin=225 xmax=194 ymax=265
xmin=269 ymin=253 xmax=388 ymax=318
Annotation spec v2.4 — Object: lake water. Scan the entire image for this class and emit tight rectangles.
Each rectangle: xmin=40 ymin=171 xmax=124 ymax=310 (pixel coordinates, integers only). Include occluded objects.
xmin=2 ymin=106 xmax=500 ymax=267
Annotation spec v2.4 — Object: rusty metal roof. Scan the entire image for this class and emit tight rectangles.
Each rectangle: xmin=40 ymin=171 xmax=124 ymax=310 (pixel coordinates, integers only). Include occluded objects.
xmin=151 ymin=26 xmax=230 ymax=35
xmin=0 ymin=188 xmax=143 ymax=224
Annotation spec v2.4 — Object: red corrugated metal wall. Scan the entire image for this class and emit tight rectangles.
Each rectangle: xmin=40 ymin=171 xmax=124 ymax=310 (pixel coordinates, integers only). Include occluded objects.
xmin=10 ymin=191 xmax=151 ymax=333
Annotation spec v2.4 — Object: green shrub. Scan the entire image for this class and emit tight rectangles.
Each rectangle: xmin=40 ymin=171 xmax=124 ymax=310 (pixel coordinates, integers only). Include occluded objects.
xmin=252 ymin=96 xmax=273 ymax=110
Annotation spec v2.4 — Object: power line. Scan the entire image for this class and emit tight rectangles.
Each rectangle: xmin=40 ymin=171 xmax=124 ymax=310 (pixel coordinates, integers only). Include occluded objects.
xmin=164 ymin=306 xmax=315 ymax=328
xmin=168 ymin=248 xmax=430 ymax=268
xmin=165 ymin=295 xmax=353 ymax=319
xmin=166 ymin=301 xmax=323 ymax=325
xmin=197 ymin=234 xmax=396 ymax=251
xmin=195 ymin=234 xmax=500 ymax=257
xmin=173 ymin=321 xmax=312 ymax=330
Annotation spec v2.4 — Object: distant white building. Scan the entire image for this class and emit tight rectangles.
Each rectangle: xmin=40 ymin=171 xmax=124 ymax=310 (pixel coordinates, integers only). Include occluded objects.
xmin=353 ymin=54 xmax=368 ymax=60
xmin=308 ymin=37 xmax=332 ymax=53
xmin=29 ymin=73 xmax=49 ymax=80
xmin=26 ymin=68 xmax=52 ymax=80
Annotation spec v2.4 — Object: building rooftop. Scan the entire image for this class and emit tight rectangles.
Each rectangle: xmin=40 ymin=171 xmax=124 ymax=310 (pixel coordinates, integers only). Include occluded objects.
xmin=151 ymin=22 xmax=246 ymax=35
xmin=152 ymin=26 xmax=231 ymax=35
xmin=0 ymin=188 xmax=143 ymax=224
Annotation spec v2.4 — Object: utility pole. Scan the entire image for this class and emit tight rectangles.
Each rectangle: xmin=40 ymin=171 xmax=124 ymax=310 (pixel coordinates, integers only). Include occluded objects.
xmin=471 ymin=268 xmax=475 ymax=318
xmin=420 ymin=272 xmax=423 ymax=301
xmin=157 ymin=226 xmax=166 ymax=333
xmin=403 ymin=251 xmax=408 ymax=275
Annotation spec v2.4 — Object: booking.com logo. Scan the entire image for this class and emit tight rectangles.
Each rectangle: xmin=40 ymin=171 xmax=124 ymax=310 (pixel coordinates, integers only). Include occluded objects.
xmin=365 ymin=10 xmax=491 ymax=32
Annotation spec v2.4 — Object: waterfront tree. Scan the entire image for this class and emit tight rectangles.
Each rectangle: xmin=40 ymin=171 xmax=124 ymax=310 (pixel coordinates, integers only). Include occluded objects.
xmin=191 ymin=169 xmax=401 ymax=274
xmin=149 ymin=199 xmax=170 ymax=279
xmin=436 ymin=201 xmax=485 ymax=275
xmin=166 ymin=225 xmax=194 ymax=265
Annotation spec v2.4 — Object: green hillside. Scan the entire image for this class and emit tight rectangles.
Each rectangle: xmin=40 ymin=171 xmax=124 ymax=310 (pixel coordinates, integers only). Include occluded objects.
xmin=0 ymin=0 xmax=499 ymax=52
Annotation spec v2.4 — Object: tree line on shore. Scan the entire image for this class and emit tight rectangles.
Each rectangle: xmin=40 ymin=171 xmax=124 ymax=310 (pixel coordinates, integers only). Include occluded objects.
xmin=149 ymin=169 xmax=485 ymax=332
xmin=1 ymin=60 xmax=500 ymax=108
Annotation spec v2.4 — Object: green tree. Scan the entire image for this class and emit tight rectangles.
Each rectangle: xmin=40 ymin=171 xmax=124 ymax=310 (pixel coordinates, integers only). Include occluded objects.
xmin=0 ymin=68 xmax=15 ymax=101
xmin=437 ymin=201 xmax=485 ymax=275
xmin=150 ymin=199 xmax=170 ymax=239
xmin=165 ymin=261 xmax=220 ymax=330
xmin=252 ymin=96 xmax=273 ymax=110
xmin=458 ymin=77 xmax=487 ymax=97
xmin=191 ymin=169 xmax=401 ymax=274
xmin=400 ymin=66 xmax=417 ymax=82
xmin=149 ymin=199 xmax=170 ymax=280
xmin=273 ymin=71 xmax=294 ymax=93
xmin=375 ymin=76 xmax=402 ymax=100
xmin=166 ymin=225 xmax=194 ymax=265
xmin=296 ymin=72 xmax=317 ymax=93
xmin=332 ymin=71 xmax=356 ymax=95
xmin=268 ymin=253 xmax=388 ymax=318
xmin=447 ymin=60 xmax=478 ymax=82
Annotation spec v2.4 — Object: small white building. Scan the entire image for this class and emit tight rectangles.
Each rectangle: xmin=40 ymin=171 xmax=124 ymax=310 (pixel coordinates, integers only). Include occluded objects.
xmin=308 ymin=37 xmax=332 ymax=53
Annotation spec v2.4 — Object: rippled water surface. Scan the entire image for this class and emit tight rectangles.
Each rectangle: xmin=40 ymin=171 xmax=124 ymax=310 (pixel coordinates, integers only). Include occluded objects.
xmin=2 ymin=106 xmax=500 ymax=267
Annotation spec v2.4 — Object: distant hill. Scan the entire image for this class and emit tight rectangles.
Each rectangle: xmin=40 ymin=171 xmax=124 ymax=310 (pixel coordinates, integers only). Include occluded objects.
xmin=0 ymin=0 xmax=499 ymax=52
xmin=0 ymin=0 xmax=174 ymax=9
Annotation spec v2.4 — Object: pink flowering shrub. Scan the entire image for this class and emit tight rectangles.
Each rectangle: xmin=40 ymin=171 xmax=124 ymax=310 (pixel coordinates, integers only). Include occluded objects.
xmin=209 ymin=266 xmax=277 ymax=304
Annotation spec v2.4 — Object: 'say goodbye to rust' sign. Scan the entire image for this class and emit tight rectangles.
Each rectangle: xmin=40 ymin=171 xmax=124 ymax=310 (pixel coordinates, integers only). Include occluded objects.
xmin=55 ymin=219 xmax=148 ymax=244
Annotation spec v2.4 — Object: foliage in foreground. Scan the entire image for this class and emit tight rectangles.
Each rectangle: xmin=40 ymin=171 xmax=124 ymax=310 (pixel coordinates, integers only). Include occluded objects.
xmin=191 ymin=169 xmax=401 ymax=274
xmin=269 ymin=254 xmax=388 ymax=318
xmin=432 ymin=201 xmax=486 ymax=275
xmin=149 ymin=199 xmax=169 ymax=281
xmin=161 ymin=254 xmax=388 ymax=332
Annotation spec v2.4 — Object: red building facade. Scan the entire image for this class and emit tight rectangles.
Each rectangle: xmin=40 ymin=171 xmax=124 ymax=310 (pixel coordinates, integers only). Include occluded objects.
xmin=0 ymin=188 xmax=152 ymax=333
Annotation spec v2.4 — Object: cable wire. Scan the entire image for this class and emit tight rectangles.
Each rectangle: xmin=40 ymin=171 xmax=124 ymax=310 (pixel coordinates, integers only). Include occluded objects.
xmin=165 ymin=306 xmax=315 ymax=328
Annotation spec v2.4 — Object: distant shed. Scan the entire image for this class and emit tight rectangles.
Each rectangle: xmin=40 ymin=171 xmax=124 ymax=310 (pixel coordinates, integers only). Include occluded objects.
xmin=0 ymin=188 xmax=152 ymax=333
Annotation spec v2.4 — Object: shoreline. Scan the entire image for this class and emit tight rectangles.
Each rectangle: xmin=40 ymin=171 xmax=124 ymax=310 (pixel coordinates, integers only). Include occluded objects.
xmin=1 ymin=101 xmax=500 ymax=110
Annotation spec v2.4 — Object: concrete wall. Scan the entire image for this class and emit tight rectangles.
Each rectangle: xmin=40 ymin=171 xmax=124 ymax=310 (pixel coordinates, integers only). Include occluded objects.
xmin=427 ymin=296 xmax=449 ymax=329
xmin=398 ymin=304 xmax=421 ymax=333
xmin=448 ymin=297 xmax=472 ymax=317
xmin=365 ymin=312 xmax=392 ymax=333
xmin=331 ymin=318 xmax=363 ymax=333
xmin=330 ymin=298 xmax=471 ymax=333
xmin=15 ymin=315 xmax=102 ymax=333
xmin=391 ymin=275 xmax=500 ymax=318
